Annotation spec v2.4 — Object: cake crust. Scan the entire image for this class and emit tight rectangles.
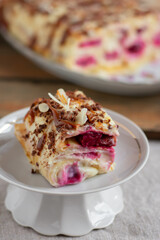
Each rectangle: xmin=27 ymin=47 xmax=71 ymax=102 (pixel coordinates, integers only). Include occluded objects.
xmin=1 ymin=0 xmax=160 ymax=76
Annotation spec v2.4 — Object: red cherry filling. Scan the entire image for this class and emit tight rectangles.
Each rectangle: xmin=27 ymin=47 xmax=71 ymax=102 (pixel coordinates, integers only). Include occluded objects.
xmin=66 ymin=163 xmax=82 ymax=184
xmin=153 ymin=32 xmax=160 ymax=46
xmin=136 ymin=26 xmax=146 ymax=34
xmin=76 ymin=56 xmax=96 ymax=67
xmin=105 ymin=51 xmax=119 ymax=60
xmin=79 ymin=39 xmax=101 ymax=48
xmin=126 ymin=40 xmax=145 ymax=56
xmin=58 ymin=163 xmax=82 ymax=186
xmin=76 ymin=131 xmax=115 ymax=147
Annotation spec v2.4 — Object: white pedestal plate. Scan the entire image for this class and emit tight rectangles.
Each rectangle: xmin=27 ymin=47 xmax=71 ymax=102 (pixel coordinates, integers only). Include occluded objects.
xmin=0 ymin=108 xmax=149 ymax=236
xmin=5 ymin=184 xmax=123 ymax=236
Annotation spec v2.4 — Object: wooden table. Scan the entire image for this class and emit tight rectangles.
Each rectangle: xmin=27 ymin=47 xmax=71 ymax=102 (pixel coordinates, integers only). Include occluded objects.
xmin=0 ymin=35 xmax=160 ymax=139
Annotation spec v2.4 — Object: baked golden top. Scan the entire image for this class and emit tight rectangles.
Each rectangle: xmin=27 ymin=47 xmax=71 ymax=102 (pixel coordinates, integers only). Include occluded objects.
xmin=23 ymin=89 xmax=118 ymax=156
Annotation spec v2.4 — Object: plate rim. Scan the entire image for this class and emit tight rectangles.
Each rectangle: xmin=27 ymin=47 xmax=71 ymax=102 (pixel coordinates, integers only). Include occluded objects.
xmin=0 ymin=107 xmax=150 ymax=195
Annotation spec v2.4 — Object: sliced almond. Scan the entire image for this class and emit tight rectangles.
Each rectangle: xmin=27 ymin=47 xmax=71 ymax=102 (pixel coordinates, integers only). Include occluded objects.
xmin=76 ymin=108 xmax=88 ymax=126
xmin=38 ymin=103 xmax=49 ymax=113
xmin=57 ymin=88 xmax=68 ymax=104
xmin=48 ymin=92 xmax=69 ymax=109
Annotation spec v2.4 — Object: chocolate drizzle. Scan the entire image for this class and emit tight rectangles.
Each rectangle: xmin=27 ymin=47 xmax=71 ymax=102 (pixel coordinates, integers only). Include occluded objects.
xmin=28 ymin=35 xmax=37 ymax=49
xmin=37 ymin=134 xmax=46 ymax=155
xmin=48 ymin=131 xmax=55 ymax=150
xmin=29 ymin=109 xmax=35 ymax=125
xmin=44 ymin=14 xmax=68 ymax=49
xmin=1 ymin=0 xmax=159 ymax=52
xmin=46 ymin=99 xmax=76 ymax=130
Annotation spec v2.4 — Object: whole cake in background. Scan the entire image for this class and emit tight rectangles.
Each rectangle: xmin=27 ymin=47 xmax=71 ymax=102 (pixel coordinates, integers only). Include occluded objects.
xmin=1 ymin=0 xmax=160 ymax=78
xmin=15 ymin=89 xmax=119 ymax=187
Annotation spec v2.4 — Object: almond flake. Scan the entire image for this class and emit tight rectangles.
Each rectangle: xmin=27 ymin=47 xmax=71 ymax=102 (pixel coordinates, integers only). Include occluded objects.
xmin=48 ymin=92 xmax=70 ymax=110
xmin=57 ymin=89 xmax=68 ymax=104
xmin=38 ymin=103 xmax=49 ymax=113
xmin=76 ymin=108 xmax=88 ymax=126
xmin=48 ymin=92 xmax=66 ymax=107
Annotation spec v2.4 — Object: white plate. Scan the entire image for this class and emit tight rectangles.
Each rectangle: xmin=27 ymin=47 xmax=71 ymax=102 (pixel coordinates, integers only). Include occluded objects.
xmin=1 ymin=28 xmax=160 ymax=95
xmin=0 ymin=108 xmax=149 ymax=195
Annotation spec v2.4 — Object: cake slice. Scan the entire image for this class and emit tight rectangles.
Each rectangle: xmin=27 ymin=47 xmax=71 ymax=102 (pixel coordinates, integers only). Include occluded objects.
xmin=1 ymin=0 xmax=160 ymax=77
xmin=15 ymin=89 xmax=119 ymax=187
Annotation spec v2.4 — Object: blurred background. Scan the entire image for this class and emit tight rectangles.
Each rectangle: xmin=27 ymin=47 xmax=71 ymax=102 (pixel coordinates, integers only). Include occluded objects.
xmin=0 ymin=34 xmax=160 ymax=139
xmin=0 ymin=0 xmax=160 ymax=139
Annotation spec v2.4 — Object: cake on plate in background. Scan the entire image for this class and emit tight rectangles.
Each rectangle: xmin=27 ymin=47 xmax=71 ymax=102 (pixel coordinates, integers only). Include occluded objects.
xmin=1 ymin=0 xmax=160 ymax=80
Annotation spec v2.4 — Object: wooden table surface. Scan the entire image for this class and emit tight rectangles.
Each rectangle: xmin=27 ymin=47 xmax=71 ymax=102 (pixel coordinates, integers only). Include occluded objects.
xmin=0 ymin=35 xmax=160 ymax=139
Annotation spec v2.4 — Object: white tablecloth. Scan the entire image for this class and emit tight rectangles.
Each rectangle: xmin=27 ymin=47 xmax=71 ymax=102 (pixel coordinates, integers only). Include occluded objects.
xmin=0 ymin=141 xmax=160 ymax=240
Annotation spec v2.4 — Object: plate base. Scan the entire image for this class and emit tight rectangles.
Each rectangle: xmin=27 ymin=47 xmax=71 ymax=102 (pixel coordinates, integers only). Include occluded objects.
xmin=5 ymin=184 xmax=123 ymax=236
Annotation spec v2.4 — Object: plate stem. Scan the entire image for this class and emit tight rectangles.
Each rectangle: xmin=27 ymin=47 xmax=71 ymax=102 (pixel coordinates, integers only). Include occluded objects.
xmin=5 ymin=184 xmax=123 ymax=236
